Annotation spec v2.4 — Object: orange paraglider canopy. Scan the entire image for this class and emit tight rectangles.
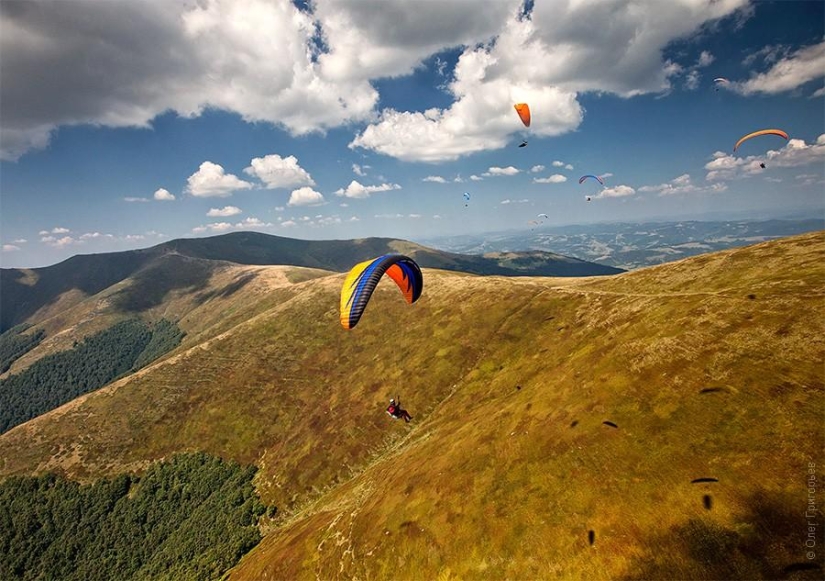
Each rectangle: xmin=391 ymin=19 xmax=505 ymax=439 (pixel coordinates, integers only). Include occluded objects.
xmin=733 ymin=129 xmax=789 ymax=152
xmin=514 ymin=103 xmax=531 ymax=127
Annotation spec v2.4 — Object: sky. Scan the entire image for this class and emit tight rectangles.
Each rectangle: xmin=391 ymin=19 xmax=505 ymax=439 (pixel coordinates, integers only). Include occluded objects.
xmin=1 ymin=0 xmax=823 ymax=269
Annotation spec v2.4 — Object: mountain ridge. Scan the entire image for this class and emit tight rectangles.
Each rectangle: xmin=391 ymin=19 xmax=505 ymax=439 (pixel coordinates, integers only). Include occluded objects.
xmin=0 ymin=231 xmax=622 ymax=332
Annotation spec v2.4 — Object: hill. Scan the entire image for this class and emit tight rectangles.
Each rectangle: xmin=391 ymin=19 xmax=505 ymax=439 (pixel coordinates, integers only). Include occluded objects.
xmin=0 ymin=231 xmax=622 ymax=332
xmin=0 ymin=232 xmax=822 ymax=579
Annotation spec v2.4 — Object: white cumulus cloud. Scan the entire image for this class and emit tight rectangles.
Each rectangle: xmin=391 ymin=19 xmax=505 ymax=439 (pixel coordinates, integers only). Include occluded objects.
xmin=639 ymin=173 xmax=727 ymax=195
xmin=2 ymin=244 xmax=21 ymax=252
xmin=595 ymin=185 xmax=636 ymax=199
xmin=739 ymin=41 xmax=825 ymax=96
xmin=288 ymin=186 xmax=325 ymax=206
xmin=244 ymin=154 xmax=314 ymax=189
xmin=154 ymin=188 xmax=175 ymax=201
xmin=533 ymin=174 xmax=567 ymax=184
xmin=335 ymin=180 xmax=401 ymax=199
xmin=484 ymin=166 xmax=520 ymax=177
xmin=423 ymin=175 xmax=448 ymax=183
xmin=207 ymin=206 xmax=242 ymax=217
xmin=187 ymin=161 xmax=253 ymax=197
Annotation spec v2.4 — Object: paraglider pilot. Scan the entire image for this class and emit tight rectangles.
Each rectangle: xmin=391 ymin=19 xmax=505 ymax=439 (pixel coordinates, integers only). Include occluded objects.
xmin=387 ymin=397 xmax=412 ymax=423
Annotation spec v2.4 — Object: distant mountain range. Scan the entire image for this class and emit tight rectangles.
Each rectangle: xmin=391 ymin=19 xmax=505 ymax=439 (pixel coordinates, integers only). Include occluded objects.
xmin=0 ymin=231 xmax=622 ymax=332
xmin=418 ymin=218 xmax=824 ymax=270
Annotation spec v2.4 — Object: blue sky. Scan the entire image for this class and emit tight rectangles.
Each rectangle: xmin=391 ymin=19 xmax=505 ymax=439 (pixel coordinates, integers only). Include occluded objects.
xmin=1 ymin=0 xmax=823 ymax=268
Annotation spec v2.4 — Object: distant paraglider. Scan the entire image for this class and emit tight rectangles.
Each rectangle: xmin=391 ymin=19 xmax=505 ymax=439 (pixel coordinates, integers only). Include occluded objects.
xmin=514 ymin=103 xmax=531 ymax=127
xmin=713 ymin=77 xmax=730 ymax=91
xmin=580 ymin=175 xmax=603 ymax=203
xmin=514 ymin=102 xmax=530 ymax=147
xmin=733 ymin=129 xmax=789 ymax=152
xmin=578 ymin=175 xmax=604 ymax=185
xmin=340 ymin=254 xmax=423 ymax=330
xmin=734 ymin=129 xmax=789 ymax=170
xmin=463 ymin=192 xmax=471 ymax=207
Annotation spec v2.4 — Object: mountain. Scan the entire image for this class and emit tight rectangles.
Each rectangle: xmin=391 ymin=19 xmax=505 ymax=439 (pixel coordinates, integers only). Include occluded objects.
xmin=418 ymin=218 xmax=824 ymax=270
xmin=0 ymin=231 xmax=622 ymax=332
xmin=1 ymin=232 xmax=822 ymax=580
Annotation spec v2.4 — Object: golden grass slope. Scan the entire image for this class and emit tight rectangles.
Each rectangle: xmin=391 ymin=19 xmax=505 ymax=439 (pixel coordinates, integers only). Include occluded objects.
xmin=1 ymin=232 xmax=823 ymax=579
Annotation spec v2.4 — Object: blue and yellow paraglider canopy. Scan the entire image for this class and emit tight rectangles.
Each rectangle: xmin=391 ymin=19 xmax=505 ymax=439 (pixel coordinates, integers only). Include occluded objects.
xmin=340 ymin=254 xmax=423 ymax=330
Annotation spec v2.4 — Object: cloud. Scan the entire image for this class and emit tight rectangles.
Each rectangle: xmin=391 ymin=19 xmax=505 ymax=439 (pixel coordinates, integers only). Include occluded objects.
xmin=0 ymin=0 xmax=381 ymax=161
xmin=41 ymin=235 xmax=76 ymax=247
xmin=565 ymin=164 xmax=574 ymax=171
xmin=484 ymin=166 xmax=520 ymax=176
xmin=2 ymin=0 xmax=748 ymax=162
xmin=124 ymin=197 xmax=150 ymax=203
xmin=348 ymin=0 xmax=747 ymax=162
xmin=207 ymin=205 xmax=242 ymax=217
xmin=533 ymin=174 xmax=567 ymax=184
xmin=739 ymin=40 xmax=825 ymax=95
xmin=375 ymin=213 xmax=420 ymax=219
xmin=51 ymin=227 xmax=70 ymax=234
xmin=12 ymin=239 xmax=27 ymax=244
xmin=280 ymin=220 xmax=297 ymax=227
xmin=500 ymin=198 xmax=529 ymax=204
xmin=595 ymin=185 xmax=636 ymax=199
xmin=697 ymin=50 xmax=714 ymax=68
xmin=352 ymin=163 xmax=368 ymax=177
xmin=236 ymin=217 xmax=271 ymax=228
xmin=552 ymin=160 xmax=564 ymax=167
xmin=639 ymin=173 xmax=727 ymax=195
xmin=154 ymin=188 xmax=175 ymax=201
xmin=186 ymin=161 xmax=253 ymax=197
xmin=705 ymin=134 xmax=825 ymax=181
xmin=812 ymin=86 xmax=825 ymax=98
xmin=469 ymin=175 xmax=483 ymax=181
xmin=334 ymin=180 xmax=401 ymax=199
xmin=423 ymin=175 xmax=447 ymax=183
xmin=244 ymin=154 xmax=314 ymax=189
xmin=288 ymin=186 xmax=325 ymax=206
xmin=80 ymin=232 xmax=113 ymax=240
xmin=530 ymin=165 xmax=545 ymax=173
xmin=2 ymin=245 xmax=21 ymax=252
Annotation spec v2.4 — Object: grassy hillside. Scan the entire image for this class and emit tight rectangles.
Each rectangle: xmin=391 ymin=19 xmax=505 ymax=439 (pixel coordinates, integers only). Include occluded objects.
xmin=0 ymin=232 xmax=822 ymax=579
xmin=1 ymin=231 xmax=622 ymax=332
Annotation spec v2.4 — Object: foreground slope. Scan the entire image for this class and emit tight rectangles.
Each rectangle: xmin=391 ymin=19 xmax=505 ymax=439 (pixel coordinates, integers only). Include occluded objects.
xmin=1 ymin=233 xmax=823 ymax=579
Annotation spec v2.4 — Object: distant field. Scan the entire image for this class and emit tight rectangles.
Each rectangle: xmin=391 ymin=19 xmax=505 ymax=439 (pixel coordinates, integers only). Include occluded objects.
xmin=419 ymin=218 xmax=824 ymax=269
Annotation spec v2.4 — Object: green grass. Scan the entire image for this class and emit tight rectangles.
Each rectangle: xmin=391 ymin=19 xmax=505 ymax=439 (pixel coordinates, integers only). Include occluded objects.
xmin=0 ymin=232 xmax=823 ymax=580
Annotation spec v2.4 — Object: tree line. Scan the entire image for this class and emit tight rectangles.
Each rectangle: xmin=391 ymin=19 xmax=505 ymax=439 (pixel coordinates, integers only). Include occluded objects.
xmin=0 ymin=319 xmax=184 ymax=434
xmin=0 ymin=452 xmax=265 ymax=580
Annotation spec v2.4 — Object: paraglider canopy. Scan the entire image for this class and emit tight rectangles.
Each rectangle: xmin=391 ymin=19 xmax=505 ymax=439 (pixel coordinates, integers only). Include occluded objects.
xmin=463 ymin=192 xmax=470 ymax=207
xmin=340 ymin=254 xmax=423 ymax=330
xmin=734 ymin=129 xmax=789 ymax=152
xmin=578 ymin=174 xmax=604 ymax=185
xmin=514 ymin=103 xmax=531 ymax=127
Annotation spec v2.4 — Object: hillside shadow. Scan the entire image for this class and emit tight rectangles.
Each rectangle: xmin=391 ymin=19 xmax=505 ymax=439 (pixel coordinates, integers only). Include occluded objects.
xmin=195 ymin=272 xmax=256 ymax=304
xmin=113 ymin=255 xmax=216 ymax=313
xmin=620 ymin=490 xmax=823 ymax=580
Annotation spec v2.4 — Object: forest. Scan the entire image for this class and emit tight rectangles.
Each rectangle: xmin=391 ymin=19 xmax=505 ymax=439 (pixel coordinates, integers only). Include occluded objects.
xmin=0 ymin=319 xmax=184 ymax=434
xmin=0 ymin=452 xmax=265 ymax=581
